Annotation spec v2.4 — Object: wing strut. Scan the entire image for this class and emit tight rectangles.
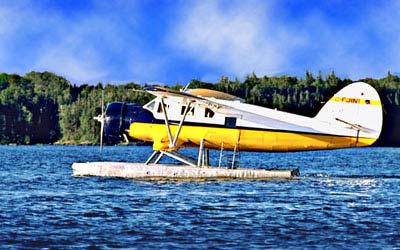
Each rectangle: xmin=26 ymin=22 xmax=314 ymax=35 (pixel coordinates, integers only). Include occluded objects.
xmin=160 ymin=98 xmax=174 ymax=148
xmin=160 ymin=98 xmax=193 ymax=149
xmin=145 ymin=98 xmax=203 ymax=167
xmin=172 ymin=101 xmax=193 ymax=148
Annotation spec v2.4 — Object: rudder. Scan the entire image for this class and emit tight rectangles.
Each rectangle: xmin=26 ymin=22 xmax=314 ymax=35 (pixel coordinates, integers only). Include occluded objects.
xmin=315 ymin=82 xmax=383 ymax=142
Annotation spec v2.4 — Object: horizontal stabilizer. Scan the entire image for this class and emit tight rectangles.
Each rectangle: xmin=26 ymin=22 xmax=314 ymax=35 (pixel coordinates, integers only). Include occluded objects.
xmin=335 ymin=118 xmax=377 ymax=134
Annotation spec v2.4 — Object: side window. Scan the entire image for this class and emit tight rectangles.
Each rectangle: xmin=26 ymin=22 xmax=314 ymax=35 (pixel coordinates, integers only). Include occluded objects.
xmin=157 ymin=103 xmax=162 ymax=113
xmin=157 ymin=102 xmax=169 ymax=113
xmin=225 ymin=117 xmax=237 ymax=128
xmin=205 ymin=108 xmax=214 ymax=118
xmin=181 ymin=105 xmax=194 ymax=116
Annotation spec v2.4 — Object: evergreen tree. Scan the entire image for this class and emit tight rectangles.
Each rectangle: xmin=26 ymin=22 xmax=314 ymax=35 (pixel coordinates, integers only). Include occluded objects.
xmin=0 ymin=70 xmax=399 ymax=145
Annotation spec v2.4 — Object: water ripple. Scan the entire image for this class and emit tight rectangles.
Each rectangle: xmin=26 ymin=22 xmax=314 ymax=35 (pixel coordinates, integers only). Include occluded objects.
xmin=0 ymin=145 xmax=399 ymax=249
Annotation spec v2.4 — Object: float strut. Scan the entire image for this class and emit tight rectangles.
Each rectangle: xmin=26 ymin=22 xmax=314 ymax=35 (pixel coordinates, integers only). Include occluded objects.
xmin=197 ymin=139 xmax=205 ymax=167
xmin=145 ymin=151 xmax=160 ymax=165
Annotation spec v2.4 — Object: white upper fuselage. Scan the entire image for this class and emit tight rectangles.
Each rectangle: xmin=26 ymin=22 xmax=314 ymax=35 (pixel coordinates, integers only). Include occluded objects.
xmin=143 ymin=95 xmax=356 ymax=138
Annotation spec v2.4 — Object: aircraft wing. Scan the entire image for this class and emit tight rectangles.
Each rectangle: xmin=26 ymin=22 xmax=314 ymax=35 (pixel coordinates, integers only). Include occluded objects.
xmin=144 ymin=86 xmax=206 ymax=101
xmin=144 ymin=86 xmax=229 ymax=110
xmin=144 ymin=86 xmax=319 ymax=133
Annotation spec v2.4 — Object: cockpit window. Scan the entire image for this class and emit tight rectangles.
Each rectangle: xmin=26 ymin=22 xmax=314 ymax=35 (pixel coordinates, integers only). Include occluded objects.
xmin=146 ymin=101 xmax=155 ymax=111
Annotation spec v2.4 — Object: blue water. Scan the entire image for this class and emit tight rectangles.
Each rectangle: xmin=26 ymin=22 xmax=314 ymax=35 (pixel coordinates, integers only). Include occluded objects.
xmin=0 ymin=145 xmax=399 ymax=249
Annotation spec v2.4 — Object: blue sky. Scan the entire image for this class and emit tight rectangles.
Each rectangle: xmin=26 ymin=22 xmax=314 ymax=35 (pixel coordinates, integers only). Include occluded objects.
xmin=1 ymin=0 xmax=399 ymax=85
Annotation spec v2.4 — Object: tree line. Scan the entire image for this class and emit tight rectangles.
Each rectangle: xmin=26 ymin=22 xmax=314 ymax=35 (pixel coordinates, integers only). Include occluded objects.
xmin=0 ymin=71 xmax=399 ymax=145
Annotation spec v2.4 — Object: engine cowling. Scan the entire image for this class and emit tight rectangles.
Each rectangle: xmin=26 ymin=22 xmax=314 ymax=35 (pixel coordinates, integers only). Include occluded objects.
xmin=104 ymin=102 xmax=153 ymax=144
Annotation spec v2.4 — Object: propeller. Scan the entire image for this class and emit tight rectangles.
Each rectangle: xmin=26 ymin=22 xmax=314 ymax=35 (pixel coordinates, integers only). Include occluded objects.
xmin=94 ymin=90 xmax=105 ymax=154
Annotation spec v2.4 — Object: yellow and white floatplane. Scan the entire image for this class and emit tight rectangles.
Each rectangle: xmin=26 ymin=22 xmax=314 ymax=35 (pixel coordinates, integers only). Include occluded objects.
xmin=72 ymin=82 xmax=382 ymax=180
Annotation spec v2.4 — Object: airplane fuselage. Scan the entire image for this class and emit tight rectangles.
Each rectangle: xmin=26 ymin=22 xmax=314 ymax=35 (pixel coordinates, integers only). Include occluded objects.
xmin=127 ymin=94 xmax=377 ymax=152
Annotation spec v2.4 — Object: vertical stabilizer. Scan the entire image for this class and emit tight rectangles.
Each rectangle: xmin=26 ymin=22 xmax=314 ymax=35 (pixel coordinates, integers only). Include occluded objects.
xmin=315 ymin=82 xmax=383 ymax=143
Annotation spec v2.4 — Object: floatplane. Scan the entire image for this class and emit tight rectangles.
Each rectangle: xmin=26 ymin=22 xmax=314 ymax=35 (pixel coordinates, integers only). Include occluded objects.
xmin=72 ymin=82 xmax=382 ymax=180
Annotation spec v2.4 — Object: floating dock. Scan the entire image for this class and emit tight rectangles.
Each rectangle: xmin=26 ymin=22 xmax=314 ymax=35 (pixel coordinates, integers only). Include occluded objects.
xmin=72 ymin=162 xmax=299 ymax=181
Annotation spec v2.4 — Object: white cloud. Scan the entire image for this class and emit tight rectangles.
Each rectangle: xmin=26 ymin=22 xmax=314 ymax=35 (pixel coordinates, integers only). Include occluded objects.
xmin=2 ymin=0 xmax=400 ymax=85
xmin=0 ymin=4 xmax=28 ymax=70
xmin=0 ymin=6 xmax=13 ymax=35
xmin=170 ymin=0 xmax=304 ymax=79
xmin=370 ymin=0 xmax=400 ymax=75
xmin=0 ymin=1 xmax=144 ymax=84
xmin=170 ymin=0 xmax=400 ymax=80
xmin=285 ymin=1 xmax=400 ymax=79
xmin=34 ymin=47 xmax=106 ymax=84
xmin=33 ymin=16 xmax=114 ymax=83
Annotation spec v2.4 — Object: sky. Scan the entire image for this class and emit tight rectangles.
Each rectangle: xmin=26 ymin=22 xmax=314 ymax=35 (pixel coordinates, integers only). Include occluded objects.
xmin=0 ymin=0 xmax=399 ymax=85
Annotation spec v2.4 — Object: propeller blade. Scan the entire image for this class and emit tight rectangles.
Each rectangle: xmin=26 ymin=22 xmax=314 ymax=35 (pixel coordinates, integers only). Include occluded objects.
xmin=100 ymin=118 xmax=104 ymax=153
xmin=100 ymin=90 xmax=105 ymax=153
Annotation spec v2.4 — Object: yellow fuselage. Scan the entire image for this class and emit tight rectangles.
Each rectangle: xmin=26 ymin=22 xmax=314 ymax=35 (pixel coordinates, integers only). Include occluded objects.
xmin=129 ymin=122 xmax=376 ymax=152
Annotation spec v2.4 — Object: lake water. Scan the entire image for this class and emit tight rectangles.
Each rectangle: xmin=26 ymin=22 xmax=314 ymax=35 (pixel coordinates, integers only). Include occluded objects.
xmin=0 ymin=145 xmax=399 ymax=249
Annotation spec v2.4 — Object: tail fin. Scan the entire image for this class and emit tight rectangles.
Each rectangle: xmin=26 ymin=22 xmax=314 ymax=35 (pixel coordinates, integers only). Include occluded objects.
xmin=315 ymin=82 xmax=383 ymax=142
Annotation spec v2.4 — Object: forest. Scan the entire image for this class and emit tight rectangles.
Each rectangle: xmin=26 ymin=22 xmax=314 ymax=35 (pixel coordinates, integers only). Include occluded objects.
xmin=0 ymin=71 xmax=399 ymax=146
